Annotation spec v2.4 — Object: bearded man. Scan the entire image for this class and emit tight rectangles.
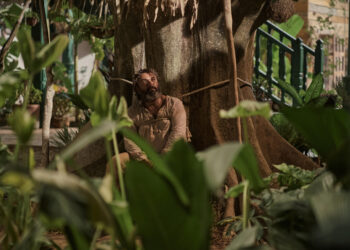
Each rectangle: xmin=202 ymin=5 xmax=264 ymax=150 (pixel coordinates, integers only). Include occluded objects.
xmin=108 ymin=68 xmax=188 ymax=172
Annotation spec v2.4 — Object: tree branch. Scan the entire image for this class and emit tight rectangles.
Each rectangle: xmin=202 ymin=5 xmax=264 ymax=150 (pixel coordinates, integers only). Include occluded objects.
xmin=0 ymin=0 xmax=31 ymax=74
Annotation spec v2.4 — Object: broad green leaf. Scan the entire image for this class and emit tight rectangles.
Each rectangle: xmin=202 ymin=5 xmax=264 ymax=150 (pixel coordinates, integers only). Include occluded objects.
xmin=304 ymin=74 xmax=324 ymax=104
xmin=0 ymin=71 xmax=26 ymax=107
xmin=233 ymin=144 xmax=266 ymax=193
xmin=126 ymin=157 xmax=210 ymax=250
xmin=304 ymin=171 xmax=335 ymax=198
xmin=270 ymin=113 xmax=303 ymax=149
xmin=277 ymin=79 xmax=303 ymax=106
xmin=310 ymin=192 xmax=350 ymax=249
xmin=32 ymin=169 xmax=134 ymax=248
xmin=220 ymin=100 xmax=271 ymax=119
xmin=121 ymin=128 xmax=189 ymax=206
xmin=32 ymin=35 xmax=69 ymax=74
xmin=225 ymin=226 xmax=258 ymax=250
xmin=8 ymin=109 xmax=35 ymax=145
xmin=196 ymin=142 xmax=243 ymax=191
xmin=282 ymin=107 xmax=350 ymax=161
xmin=163 ymin=140 xmax=211 ymax=249
xmin=80 ymin=71 xmax=109 ymax=118
xmin=32 ymin=169 xmax=115 ymax=229
xmin=17 ymin=29 xmax=35 ymax=71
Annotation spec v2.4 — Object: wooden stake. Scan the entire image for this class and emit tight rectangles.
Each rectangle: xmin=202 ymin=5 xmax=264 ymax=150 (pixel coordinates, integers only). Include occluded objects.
xmin=223 ymin=0 xmax=242 ymax=143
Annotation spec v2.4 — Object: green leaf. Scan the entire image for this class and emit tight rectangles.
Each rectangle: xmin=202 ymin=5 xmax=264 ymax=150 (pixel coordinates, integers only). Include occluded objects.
xmin=32 ymin=35 xmax=69 ymax=74
xmin=225 ymin=177 xmax=272 ymax=199
xmin=80 ymin=71 xmax=109 ymax=118
xmin=32 ymin=169 xmax=115 ymax=228
xmin=64 ymin=93 xmax=89 ymax=110
xmin=282 ymin=106 xmax=350 ymax=162
xmin=225 ymin=181 xmax=245 ymax=199
xmin=0 ymin=172 xmax=34 ymax=193
xmin=108 ymin=96 xmax=118 ymax=121
xmin=277 ymin=14 xmax=304 ymax=38
xmin=0 ymin=71 xmax=26 ymax=107
xmin=196 ymin=142 xmax=243 ymax=191
xmin=126 ymin=155 xmax=211 ymax=250
xmin=17 ymin=29 xmax=35 ymax=71
xmin=8 ymin=109 xmax=35 ymax=145
xmin=304 ymin=74 xmax=324 ymax=104
xmin=232 ymin=144 xmax=266 ymax=193
xmin=121 ymin=128 xmax=189 ymax=206
xmin=273 ymin=163 xmax=317 ymax=189
xmin=277 ymin=79 xmax=303 ymax=106
xmin=225 ymin=226 xmax=258 ymax=250
xmin=116 ymin=96 xmax=132 ymax=127
xmin=220 ymin=100 xmax=271 ymax=119
xmin=310 ymin=192 xmax=350 ymax=249
xmin=163 ymin=140 xmax=211 ymax=249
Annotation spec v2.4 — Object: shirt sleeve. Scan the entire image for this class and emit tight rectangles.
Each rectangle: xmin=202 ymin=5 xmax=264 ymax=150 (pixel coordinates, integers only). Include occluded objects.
xmin=161 ymin=98 xmax=187 ymax=153
xmin=123 ymin=125 xmax=149 ymax=161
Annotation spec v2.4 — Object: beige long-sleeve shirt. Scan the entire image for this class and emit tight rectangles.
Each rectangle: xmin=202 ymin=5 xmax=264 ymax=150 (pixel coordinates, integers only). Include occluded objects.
xmin=124 ymin=96 xmax=187 ymax=161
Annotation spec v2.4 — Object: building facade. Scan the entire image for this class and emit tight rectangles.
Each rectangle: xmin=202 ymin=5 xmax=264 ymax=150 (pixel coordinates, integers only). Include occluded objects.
xmin=295 ymin=0 xmax=349 ymax=89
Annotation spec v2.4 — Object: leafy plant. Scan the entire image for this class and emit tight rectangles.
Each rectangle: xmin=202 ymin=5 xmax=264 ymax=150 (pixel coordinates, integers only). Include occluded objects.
xmin=270 ymin=74 xmax=332 ymax=153
xmin=51 ymin=126 xmax=79 ymax=148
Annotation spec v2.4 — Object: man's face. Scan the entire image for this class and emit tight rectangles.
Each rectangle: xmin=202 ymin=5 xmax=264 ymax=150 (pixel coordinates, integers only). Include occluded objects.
xmin=135 ymin=72 xmax=161 ymax=102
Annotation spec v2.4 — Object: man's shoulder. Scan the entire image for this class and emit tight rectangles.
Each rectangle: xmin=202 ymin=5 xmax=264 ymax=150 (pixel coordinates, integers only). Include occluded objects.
xmin=166 ymin=95 xmax=184 ymax=106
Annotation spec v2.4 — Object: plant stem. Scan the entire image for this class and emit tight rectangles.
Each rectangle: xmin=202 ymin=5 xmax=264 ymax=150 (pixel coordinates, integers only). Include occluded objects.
xmin=14 ymin=143 xmax=20 ymax=161
xmin=22 ymin=76 xmax=33 ymax=110
xmin=105 ymin=137 xmax=113 ymax=175
xmin=112 ymin=129 xmax=126 ymax=200
xmin=90 ymin=224 xmax=102 ymax=250
xmin=242 ymin=180 xmax=250 ymax=230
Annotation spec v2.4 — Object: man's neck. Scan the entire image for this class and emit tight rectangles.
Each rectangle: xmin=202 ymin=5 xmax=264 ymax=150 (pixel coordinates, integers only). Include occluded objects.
xmin=143 ymin=95 xmax=165 ymax=115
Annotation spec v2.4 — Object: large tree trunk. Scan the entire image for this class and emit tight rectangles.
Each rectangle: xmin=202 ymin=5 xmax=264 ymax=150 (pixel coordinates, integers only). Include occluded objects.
xmin=110 ymin=0 xmax=318 ymax=171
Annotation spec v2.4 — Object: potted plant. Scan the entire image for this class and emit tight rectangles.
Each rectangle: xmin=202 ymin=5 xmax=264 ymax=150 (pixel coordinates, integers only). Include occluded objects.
xmin=13 ymin=84 xmax=42 ymax=128
xmin=51 ymin=85 xmax=72 ymax=128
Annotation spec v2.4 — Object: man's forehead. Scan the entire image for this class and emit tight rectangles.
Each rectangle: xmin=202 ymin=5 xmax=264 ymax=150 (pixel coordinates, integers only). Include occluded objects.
xmin=139 ymin=72 xmax=156 ymax=79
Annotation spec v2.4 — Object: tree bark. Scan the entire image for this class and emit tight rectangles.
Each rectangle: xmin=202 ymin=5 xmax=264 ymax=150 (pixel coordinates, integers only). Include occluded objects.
xmin=39 ymin=0 xmax=53 ymax=168
xmin=40 ymin=84 xmax=54 ymax=168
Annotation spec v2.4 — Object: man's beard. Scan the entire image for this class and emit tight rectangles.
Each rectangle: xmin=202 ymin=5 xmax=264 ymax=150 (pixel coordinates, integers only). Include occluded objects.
xmin=136 ymin=86 xmax=161 ymax=102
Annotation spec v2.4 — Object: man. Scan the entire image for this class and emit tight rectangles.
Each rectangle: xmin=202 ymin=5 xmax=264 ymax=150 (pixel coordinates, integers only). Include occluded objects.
xmin=109 ymin=68 xmax=188 ymax=171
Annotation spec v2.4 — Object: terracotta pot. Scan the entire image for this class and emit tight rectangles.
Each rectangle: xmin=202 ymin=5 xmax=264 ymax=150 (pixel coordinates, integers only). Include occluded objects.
xmin=51 ymin=116 xmax=70 ymax=128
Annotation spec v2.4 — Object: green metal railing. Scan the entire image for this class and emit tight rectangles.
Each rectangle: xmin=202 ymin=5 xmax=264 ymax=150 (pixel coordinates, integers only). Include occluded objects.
xmin=254 ymin=21 xmax=324 ymax=106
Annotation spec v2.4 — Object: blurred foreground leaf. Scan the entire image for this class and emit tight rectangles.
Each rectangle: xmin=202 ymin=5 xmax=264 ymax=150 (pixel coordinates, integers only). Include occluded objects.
xmin=197 ymin=142 xmax=243 ymax=191
xmin=126 ymin=141 xmax=211 ymax=250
